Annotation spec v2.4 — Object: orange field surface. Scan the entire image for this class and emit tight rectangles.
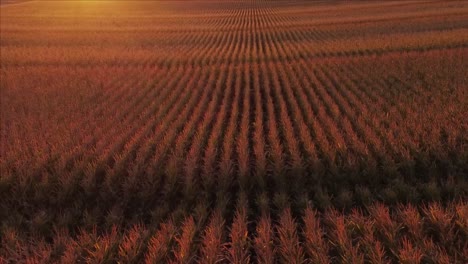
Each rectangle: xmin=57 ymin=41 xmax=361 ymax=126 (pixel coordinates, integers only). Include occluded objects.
xmin=1 ymin=1 xmax=467 ymax=263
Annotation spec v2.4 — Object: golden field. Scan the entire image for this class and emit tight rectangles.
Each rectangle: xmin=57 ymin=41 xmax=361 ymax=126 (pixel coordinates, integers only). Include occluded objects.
xmin=1 ymin=1 xmax=467 ymax=263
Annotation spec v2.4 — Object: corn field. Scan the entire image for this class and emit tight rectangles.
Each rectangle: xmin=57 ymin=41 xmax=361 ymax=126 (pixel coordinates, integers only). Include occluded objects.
xmin=1 ymin=1 xmax=467 ymax=263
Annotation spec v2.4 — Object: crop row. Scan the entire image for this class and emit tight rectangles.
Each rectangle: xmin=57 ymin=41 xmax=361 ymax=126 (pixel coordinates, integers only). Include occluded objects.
xmin=2 ymin=200 xmax=467 ymax=263
xmin=2 ymin=1 xmax=467 ymax=67
xmin=2 ymin=50 xmax=466 ymax=232
xmin=1 ymin=1 xmax=467 ymax=262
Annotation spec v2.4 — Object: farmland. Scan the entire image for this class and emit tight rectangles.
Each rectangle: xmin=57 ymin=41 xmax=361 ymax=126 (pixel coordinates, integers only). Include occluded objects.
xmin=1 ymin=0 xmax=467 ymax=263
